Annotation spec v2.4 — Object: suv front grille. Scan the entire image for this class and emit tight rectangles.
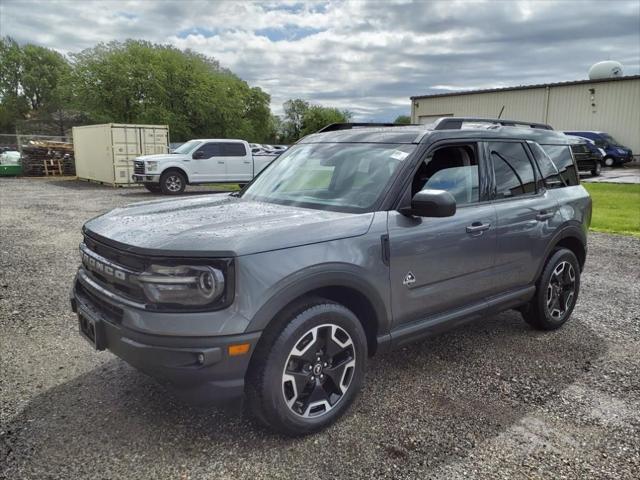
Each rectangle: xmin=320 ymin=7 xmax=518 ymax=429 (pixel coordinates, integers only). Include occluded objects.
xmin=81 ymin=237 xmax=146 ymax=303
xmin=134 ymin=161 xmax=145 ymax=174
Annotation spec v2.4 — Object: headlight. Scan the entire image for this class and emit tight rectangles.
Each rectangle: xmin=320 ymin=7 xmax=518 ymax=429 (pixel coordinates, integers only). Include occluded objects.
xmin=137 ymin=264 xmax=226 ymax=307
xmin=146 ymin=161 xmax=158 ymax=172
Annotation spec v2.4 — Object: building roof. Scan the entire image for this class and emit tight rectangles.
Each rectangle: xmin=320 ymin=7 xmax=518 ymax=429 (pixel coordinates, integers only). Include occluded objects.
xmin=410 ymin=75 xmax=640 ymax=101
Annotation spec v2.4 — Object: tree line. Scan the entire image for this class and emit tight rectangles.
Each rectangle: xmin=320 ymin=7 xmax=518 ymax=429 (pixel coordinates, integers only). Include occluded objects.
xmin=0 ymin=37 xmax=409 ymax=144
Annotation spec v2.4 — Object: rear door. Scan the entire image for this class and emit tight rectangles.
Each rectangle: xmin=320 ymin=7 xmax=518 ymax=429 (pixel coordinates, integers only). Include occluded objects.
xmin=487 ymin=140 xmax=560 ymax=293
xmin=222 ymin=142 xmax=252 ymax=181
xmin=388 ymin=141 xmax=497 ymax=327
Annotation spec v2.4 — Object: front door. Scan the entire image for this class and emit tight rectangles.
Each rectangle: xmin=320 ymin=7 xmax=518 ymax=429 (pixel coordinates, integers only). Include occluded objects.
xmin=388 ymin=142 xmax=497 ymax=327
xmin=191 ymin=142 xmax=226 ymax=182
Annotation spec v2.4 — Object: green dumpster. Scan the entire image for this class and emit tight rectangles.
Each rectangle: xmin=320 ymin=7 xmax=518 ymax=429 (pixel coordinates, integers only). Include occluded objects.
xmin=0 ymin=164 xmax=22 ymax=176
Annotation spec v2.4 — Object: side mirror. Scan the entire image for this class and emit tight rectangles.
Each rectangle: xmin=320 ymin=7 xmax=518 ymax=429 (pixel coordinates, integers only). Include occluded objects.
xmin=192 ymin=150 xmax=206 ymax=159
xmin=401 ymin=189 xmax=456 ymax=218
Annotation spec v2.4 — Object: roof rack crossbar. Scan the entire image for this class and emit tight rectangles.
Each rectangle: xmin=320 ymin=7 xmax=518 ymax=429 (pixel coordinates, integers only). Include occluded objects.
xmin=433 ymin=117 xmax=554 ymax=131
xmin=316 ymin=122 xmax=419 ymax=133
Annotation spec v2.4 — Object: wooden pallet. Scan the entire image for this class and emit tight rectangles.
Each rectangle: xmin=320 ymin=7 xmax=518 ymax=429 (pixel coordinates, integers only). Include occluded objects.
xmin=43 ymin=158 xmax=63 ymax=176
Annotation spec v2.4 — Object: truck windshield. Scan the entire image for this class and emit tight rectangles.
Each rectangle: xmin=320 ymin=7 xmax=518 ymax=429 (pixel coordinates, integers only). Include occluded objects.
xmin=172 ymin=140 xmax=202 ymax=154
xmin=241 ymin=142 xmax=416 ymax=212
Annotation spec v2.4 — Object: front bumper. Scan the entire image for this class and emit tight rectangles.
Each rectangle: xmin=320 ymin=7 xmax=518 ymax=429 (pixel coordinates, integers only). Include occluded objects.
xmin=132 ymin=174 xmax=161 ymax=183
xmin=71 ymin=274 xmax=260 ymax=405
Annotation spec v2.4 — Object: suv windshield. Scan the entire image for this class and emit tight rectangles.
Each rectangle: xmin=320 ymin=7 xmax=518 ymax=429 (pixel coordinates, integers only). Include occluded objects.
xmin=172 ymin=140 xmax=202 ymax=154
xmin=241 ymin=142 xmax=416 ymax=212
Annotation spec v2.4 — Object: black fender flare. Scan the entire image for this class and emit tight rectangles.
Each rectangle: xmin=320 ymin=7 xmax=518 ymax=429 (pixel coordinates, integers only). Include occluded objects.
xmin=535 ymin=222 xmax=587 ymax=279
xmin=245 ymin=263 xmax=390 ymax=337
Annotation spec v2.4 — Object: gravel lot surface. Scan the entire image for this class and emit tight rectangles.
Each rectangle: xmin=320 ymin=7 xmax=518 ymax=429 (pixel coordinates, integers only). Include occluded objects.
xmin=1 ymin=177 xmax=639 ymax=479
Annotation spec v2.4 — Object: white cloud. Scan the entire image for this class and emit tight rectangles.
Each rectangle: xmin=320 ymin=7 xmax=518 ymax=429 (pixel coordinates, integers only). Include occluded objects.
xmin=1 ymin=0 xmax=638 ymax=121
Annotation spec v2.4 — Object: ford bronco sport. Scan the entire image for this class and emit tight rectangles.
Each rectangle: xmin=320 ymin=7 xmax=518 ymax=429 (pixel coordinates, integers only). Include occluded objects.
xmin=71 ymin=117 xmax=591 ymax=436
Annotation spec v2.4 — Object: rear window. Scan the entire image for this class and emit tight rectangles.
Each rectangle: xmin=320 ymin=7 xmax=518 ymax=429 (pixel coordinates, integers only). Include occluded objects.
xmin=489 ymin=141 xmax=537 ymax=198
xmin=540 ymin=145 xmax=579 ymax=186
xmin=222 ymin=143 xmax=247 ymax=156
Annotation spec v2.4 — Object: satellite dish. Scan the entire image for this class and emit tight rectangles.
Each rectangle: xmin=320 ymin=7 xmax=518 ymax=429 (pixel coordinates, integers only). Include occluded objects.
xmin=588 ymin=61 xmax=624 ymax=80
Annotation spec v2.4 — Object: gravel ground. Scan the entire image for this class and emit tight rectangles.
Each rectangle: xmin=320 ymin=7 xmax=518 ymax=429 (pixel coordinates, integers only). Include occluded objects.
xmin=1 ymin=177 xmax=639 ymax=479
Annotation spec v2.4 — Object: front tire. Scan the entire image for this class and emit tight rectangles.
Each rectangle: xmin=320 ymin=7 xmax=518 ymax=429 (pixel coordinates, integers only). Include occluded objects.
xmin=521 ymin=248 xmax=580 ymax=330
xmin=603 ymin=156 xmax=615 ymax=167
xmin=160 ymin=171 xmax=186 ymax=195
xmin=245 ymin=298 xmax=367 ymax=436
xmin=591 ymin=161 xmax=601 ymax=177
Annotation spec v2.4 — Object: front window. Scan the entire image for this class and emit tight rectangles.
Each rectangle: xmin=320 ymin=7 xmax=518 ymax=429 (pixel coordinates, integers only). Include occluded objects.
xmin=172 ymin=140 xmax=202 ymax=154
xmin=241 ymin=143 xmax=416 ymax=212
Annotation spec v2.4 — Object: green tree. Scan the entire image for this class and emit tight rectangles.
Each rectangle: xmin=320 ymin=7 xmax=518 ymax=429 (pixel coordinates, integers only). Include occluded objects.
xmin=300 ymin=105 xmax=352 ymax=137
xmin=282 ymin=98 xmax=309 ymax=141
xmin=393 ymin=114 xmax=411 ymax=124
xmin=70 ymin=40 xmax=272 ymax=141
xmin=0 ymin=37 xmax=28 ymax=132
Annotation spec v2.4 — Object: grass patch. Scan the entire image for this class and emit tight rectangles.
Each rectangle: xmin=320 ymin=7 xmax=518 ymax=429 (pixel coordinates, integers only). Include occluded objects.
xmin=583 ymin=183 xmax=640 ymax=236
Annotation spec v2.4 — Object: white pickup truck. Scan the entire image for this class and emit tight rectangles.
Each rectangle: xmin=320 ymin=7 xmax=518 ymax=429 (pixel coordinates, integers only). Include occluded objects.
xmin=132 ymin=139 xmax=276 ymax=194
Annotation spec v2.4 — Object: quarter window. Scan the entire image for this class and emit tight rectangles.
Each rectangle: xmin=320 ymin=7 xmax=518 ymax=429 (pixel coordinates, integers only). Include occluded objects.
xmin=540 ymin=145 xmax=579 ymax=186
xmin=489 ymin=142 xmax=537 ymax=199
xmin=528 ymin=142 xmax=565 ymax=189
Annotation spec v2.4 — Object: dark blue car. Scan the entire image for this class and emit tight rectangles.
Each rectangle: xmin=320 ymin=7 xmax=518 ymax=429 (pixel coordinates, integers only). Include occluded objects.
xmin=563 ymin=131 xmax=633 ymax=167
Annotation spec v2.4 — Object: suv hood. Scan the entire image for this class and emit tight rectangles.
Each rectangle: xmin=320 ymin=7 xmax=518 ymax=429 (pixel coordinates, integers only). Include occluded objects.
xmin=84 ymin=194 xmax=374 ymax=257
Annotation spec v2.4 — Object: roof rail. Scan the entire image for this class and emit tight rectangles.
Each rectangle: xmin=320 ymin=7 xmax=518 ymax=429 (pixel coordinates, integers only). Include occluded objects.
xmin=316 ymin=122 xmax=419 ymax=133
xmin=432 ymin=117 xmax=554 ymax=131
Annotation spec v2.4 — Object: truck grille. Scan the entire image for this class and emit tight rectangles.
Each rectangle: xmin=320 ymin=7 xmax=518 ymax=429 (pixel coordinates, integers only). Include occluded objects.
xmin=134 ymin=161 xmax=145 ymax=174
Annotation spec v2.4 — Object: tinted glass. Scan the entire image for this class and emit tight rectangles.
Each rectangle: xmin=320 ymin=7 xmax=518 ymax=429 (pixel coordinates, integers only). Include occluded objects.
xmin=222 ymin=143 xmax=247 ymax=156
xmin=489 ymin=142 xmax=537 ymax=198
xmin=540 ymin=145 xmax=579 ymax=186
xmin=242 ymin=143 xmax=416 ymax=212
xmin=195 ymin=143 xmax=221 ymax=158
xmin=529 ymin=142 xmax=564 ymax=189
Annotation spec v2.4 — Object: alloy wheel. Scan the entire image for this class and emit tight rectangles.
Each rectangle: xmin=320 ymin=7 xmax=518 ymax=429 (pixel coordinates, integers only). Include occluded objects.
xmin=165 ymin=175 xmax=182 ymax=192
xmin=282 ymin=324 xmax=356 ymax=418
xmin=546 ymin=261 xmax=576 ymax=320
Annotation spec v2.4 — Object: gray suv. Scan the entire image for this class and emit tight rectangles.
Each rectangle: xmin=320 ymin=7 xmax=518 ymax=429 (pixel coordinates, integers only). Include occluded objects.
xmin=71 ymin=118 xmax=591 ymax=436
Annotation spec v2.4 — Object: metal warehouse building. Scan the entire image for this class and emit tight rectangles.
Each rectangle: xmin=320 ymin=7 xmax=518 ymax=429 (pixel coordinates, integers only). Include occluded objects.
xmin=410 ymin=75 xmax=640 ymax=157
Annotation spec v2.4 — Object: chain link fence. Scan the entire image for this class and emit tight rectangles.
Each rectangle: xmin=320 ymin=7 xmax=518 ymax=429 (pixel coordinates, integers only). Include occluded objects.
xmin=0 ymin=133 xmax=75 ymax=176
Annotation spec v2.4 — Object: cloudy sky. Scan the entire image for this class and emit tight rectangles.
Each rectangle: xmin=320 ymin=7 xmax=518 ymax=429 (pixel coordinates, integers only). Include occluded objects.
xmin=2 ymin=0 xmax=639 ymax=121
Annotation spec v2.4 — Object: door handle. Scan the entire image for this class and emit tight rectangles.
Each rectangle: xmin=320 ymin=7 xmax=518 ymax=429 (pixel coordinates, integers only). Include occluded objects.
xmin=218 ymin=161 xmax=225 ymax=164
xmin=182 ymin=159 xmax=190 ymax=162
xmin=243 ymin=161 xmax=251 ymax=164
xmin=466 ymin=222 xmax=491 ymax=234
xmin=536 ymin=210 xmax=554 ymax=221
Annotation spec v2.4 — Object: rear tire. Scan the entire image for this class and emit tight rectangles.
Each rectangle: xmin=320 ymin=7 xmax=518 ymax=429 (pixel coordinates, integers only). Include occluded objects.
xmin=144 ymin=184 xmax=161 ymax=193
xmin=160 ymin=171 xmax=186 ymax=195
xmin=591 ymin=162 xmax=601 ymax=177
xmin=521 ymin=248 xmax=580 ymax=330
xmin=245 ymin=298 xmax=367 ymax=436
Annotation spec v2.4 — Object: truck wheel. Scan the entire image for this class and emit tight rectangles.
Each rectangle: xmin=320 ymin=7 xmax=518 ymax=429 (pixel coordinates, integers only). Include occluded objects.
xmin=160 ymin=171 xmax=186 ymax=195
xmin=521 ymin=248 xmax=580 ymax=331
xmin=603 ymin=156 xmax=615 ymax=167
xmin=144 ymin=184 xmax=161 ymax=193
xmin=245 ymin=298 xmax=367 ymax=436
xmin=591 ymin=161 xmax=601 ymax=177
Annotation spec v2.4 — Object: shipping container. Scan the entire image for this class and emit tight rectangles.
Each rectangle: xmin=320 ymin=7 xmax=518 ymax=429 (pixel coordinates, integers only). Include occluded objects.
xmin=72 ymin=124 xmax=169 ymax=185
